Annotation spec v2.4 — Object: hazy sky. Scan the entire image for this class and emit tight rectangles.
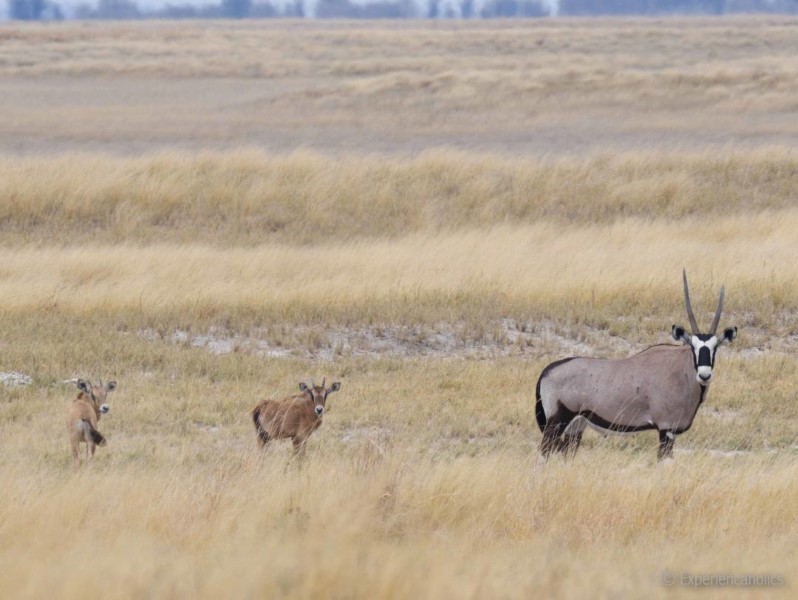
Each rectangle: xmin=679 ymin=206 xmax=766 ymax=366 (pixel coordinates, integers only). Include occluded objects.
xmin=3 ymin=0 xmax=558 ymax=19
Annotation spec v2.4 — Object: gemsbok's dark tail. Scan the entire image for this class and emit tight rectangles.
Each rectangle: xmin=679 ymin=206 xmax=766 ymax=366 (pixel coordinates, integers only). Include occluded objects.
xmin=535 ymin=377 xmax=547 ymax=432
xmin=84 ymin=420 xmax=107 ymax=446
xmin=535 ymin=357 xmax=578 ymax=433
xmin=252 ymin=408 xmax=270 ymax=445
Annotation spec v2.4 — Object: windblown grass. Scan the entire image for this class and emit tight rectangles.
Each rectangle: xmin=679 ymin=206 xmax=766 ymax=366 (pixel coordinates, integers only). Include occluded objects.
xmin=1 ymin=149 xmax=797 ymax=245
xmin=1 ymin=210 xmax=797 ymax=336
xmin=1 ymin=450 xmax=795 ymax=598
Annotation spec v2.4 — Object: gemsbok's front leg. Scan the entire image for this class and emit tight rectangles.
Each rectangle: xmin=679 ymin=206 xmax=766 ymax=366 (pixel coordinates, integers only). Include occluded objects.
xmin=657 ymin=430 xmax=676 ymax=460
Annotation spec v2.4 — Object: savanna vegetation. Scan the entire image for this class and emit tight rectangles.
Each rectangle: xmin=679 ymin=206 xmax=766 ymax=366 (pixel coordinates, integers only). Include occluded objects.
xmin=1 ymin=18 xmax=797 ymax=599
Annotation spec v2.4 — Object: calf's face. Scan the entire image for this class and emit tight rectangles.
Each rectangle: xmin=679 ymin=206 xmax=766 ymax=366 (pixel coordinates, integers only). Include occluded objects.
xmin=299 ymin=380 xmax=341 ymax=417
xmin=77 ymin=379 xmax=117 ymax=416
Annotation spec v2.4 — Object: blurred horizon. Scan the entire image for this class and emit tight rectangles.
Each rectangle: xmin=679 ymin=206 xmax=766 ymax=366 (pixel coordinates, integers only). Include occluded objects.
xmin=3 ymin=0 xmax=798 ymax=22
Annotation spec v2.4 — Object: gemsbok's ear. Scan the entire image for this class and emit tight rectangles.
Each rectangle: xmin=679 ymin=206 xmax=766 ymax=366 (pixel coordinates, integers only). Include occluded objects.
xmin=328 ymin=382 xmax=341 ymax=393
xmin=671 ymin=325 xmax=690 ymax=344
xmin=106 ymin=381 xmax=117 ymax=392
xmin=77 ymin=379 xmax=90 ymax=393
xmin=299 ymin=382 xmax=309 ymax=393
xmin=721 ymin=327 xmax=738 ymax=344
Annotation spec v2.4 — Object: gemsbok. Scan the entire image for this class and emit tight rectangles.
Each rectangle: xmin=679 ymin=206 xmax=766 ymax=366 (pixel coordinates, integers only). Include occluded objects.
xmin=65 ymin=378 xmax=117 ymax=466
xmin=252 ymin=379 xmax=341 ymax=458
xmin=536 ymin=270 xmax=737 ymax=460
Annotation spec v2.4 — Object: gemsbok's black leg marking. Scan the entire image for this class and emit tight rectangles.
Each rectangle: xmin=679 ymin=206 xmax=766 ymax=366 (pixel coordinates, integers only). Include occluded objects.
xmin=657 ymin=430 xmax=676 ymax=460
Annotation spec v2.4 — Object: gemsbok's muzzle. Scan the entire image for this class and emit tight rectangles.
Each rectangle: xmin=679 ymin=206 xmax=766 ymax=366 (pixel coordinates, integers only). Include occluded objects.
xmin=696 ymin=367 xmax=713 ymax=384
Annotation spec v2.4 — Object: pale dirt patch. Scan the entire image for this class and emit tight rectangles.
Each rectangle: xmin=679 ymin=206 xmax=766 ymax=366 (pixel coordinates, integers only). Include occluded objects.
xmin=0 ymin=372 xmax=32 ymax=386
xmin=139 ymin=319 xmax=641 ymax=361
xmin=704 ymin=408 xmax=743 ymax=423
xmin=138 ymin=318 xmax=796 ymax=363
xmin=341 ymin=426 xmax=393 ymax=444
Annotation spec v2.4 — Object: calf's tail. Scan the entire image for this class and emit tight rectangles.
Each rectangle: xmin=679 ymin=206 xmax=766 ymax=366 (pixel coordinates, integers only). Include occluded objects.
xmin=83 ymin=420 xmax=107 ymax=446
xmin=252 ymin=407 xmax=270 ymax=445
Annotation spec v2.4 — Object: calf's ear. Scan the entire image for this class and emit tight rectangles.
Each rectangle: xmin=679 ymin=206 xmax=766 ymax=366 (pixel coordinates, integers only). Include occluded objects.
xmin=77 ymin=379 xmax=90 ymax=393
xmin=299 ymin=382 xmax=309 ymax=393
xmin=328 ymin=382 xmax=341 ymax=393
xmin=722 ymin=326 xmax=738 ymax=344
xmin=106 ymin=381 xmax=117 ymax=392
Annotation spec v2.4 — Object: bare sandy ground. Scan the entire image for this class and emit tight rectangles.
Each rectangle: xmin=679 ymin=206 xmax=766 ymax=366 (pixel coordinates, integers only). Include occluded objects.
xmin=1 ymin=73 xmax=795 ymax=156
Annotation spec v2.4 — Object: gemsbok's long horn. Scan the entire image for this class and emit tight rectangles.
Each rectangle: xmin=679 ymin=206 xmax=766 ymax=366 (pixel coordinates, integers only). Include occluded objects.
xmin=321 ymin=377 xmax=326 ymax=388
xmin=683 ymin=269 xmax=700 ymax=335
xmin=709 ymin=286 xmax=725 ymax=335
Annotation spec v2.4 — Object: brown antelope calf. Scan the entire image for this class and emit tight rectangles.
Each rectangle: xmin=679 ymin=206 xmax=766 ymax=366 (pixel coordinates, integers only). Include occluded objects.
xmin=252 ymin=379 xmax=341 ymax=458
xmin=65 ymin=378 xmax=117 ymax=466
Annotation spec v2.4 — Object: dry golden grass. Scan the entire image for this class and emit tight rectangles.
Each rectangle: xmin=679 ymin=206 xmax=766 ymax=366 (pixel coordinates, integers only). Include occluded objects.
xmin=1 ymin=339 xmax=797 ymax=598
xmin=1 ymin=452 xmax=796 ymax=598
xmin=2 ymin=160 xmax=797 ymax=595
xmin=1 ymin=212 xmax=798 ymax=328
xmin=2 ymin=148 xmax=798 ymax=245
xmin=2 ymin=18 xmax=798 ymax=600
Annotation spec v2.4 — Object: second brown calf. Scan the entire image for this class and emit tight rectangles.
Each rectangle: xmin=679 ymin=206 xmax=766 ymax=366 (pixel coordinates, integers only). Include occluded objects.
xmin=252 ymin=379 xmax=341 ymax=458
xmin=65 ymin=378 xmax=117 ymax=466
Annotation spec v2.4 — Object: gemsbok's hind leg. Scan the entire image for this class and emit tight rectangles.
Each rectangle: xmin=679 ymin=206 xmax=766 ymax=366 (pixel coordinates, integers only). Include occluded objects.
xmin=540 ymin=412 xmax=572 ymax=457
xmin=562 ymin=431 xmax=584 ymax=456
xmin=540 ymin=423 xmax=562 ymax=457
xmin=657 ymin=430 xmax=676 ymax=460
xmin=561 ymin=417 xmax=587 ymax=457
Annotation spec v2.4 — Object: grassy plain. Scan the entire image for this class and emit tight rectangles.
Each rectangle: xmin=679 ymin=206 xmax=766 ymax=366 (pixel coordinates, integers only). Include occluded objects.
xmin=1 ymin=18 xmax=798 ymax=600
xmin=2 ymin=18 xmax=798 ymax=154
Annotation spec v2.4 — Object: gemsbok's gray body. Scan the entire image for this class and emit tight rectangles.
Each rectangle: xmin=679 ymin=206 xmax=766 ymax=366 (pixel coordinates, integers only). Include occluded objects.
xmin=536 ymin=271 xmax=737 ymax=459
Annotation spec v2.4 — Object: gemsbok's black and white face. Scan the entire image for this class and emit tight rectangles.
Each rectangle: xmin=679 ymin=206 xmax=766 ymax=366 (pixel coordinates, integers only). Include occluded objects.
xmin=671 ymin=270 xmax=737 ymax=386
xmin=672 ymin=327 xmax=738 ymax=385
